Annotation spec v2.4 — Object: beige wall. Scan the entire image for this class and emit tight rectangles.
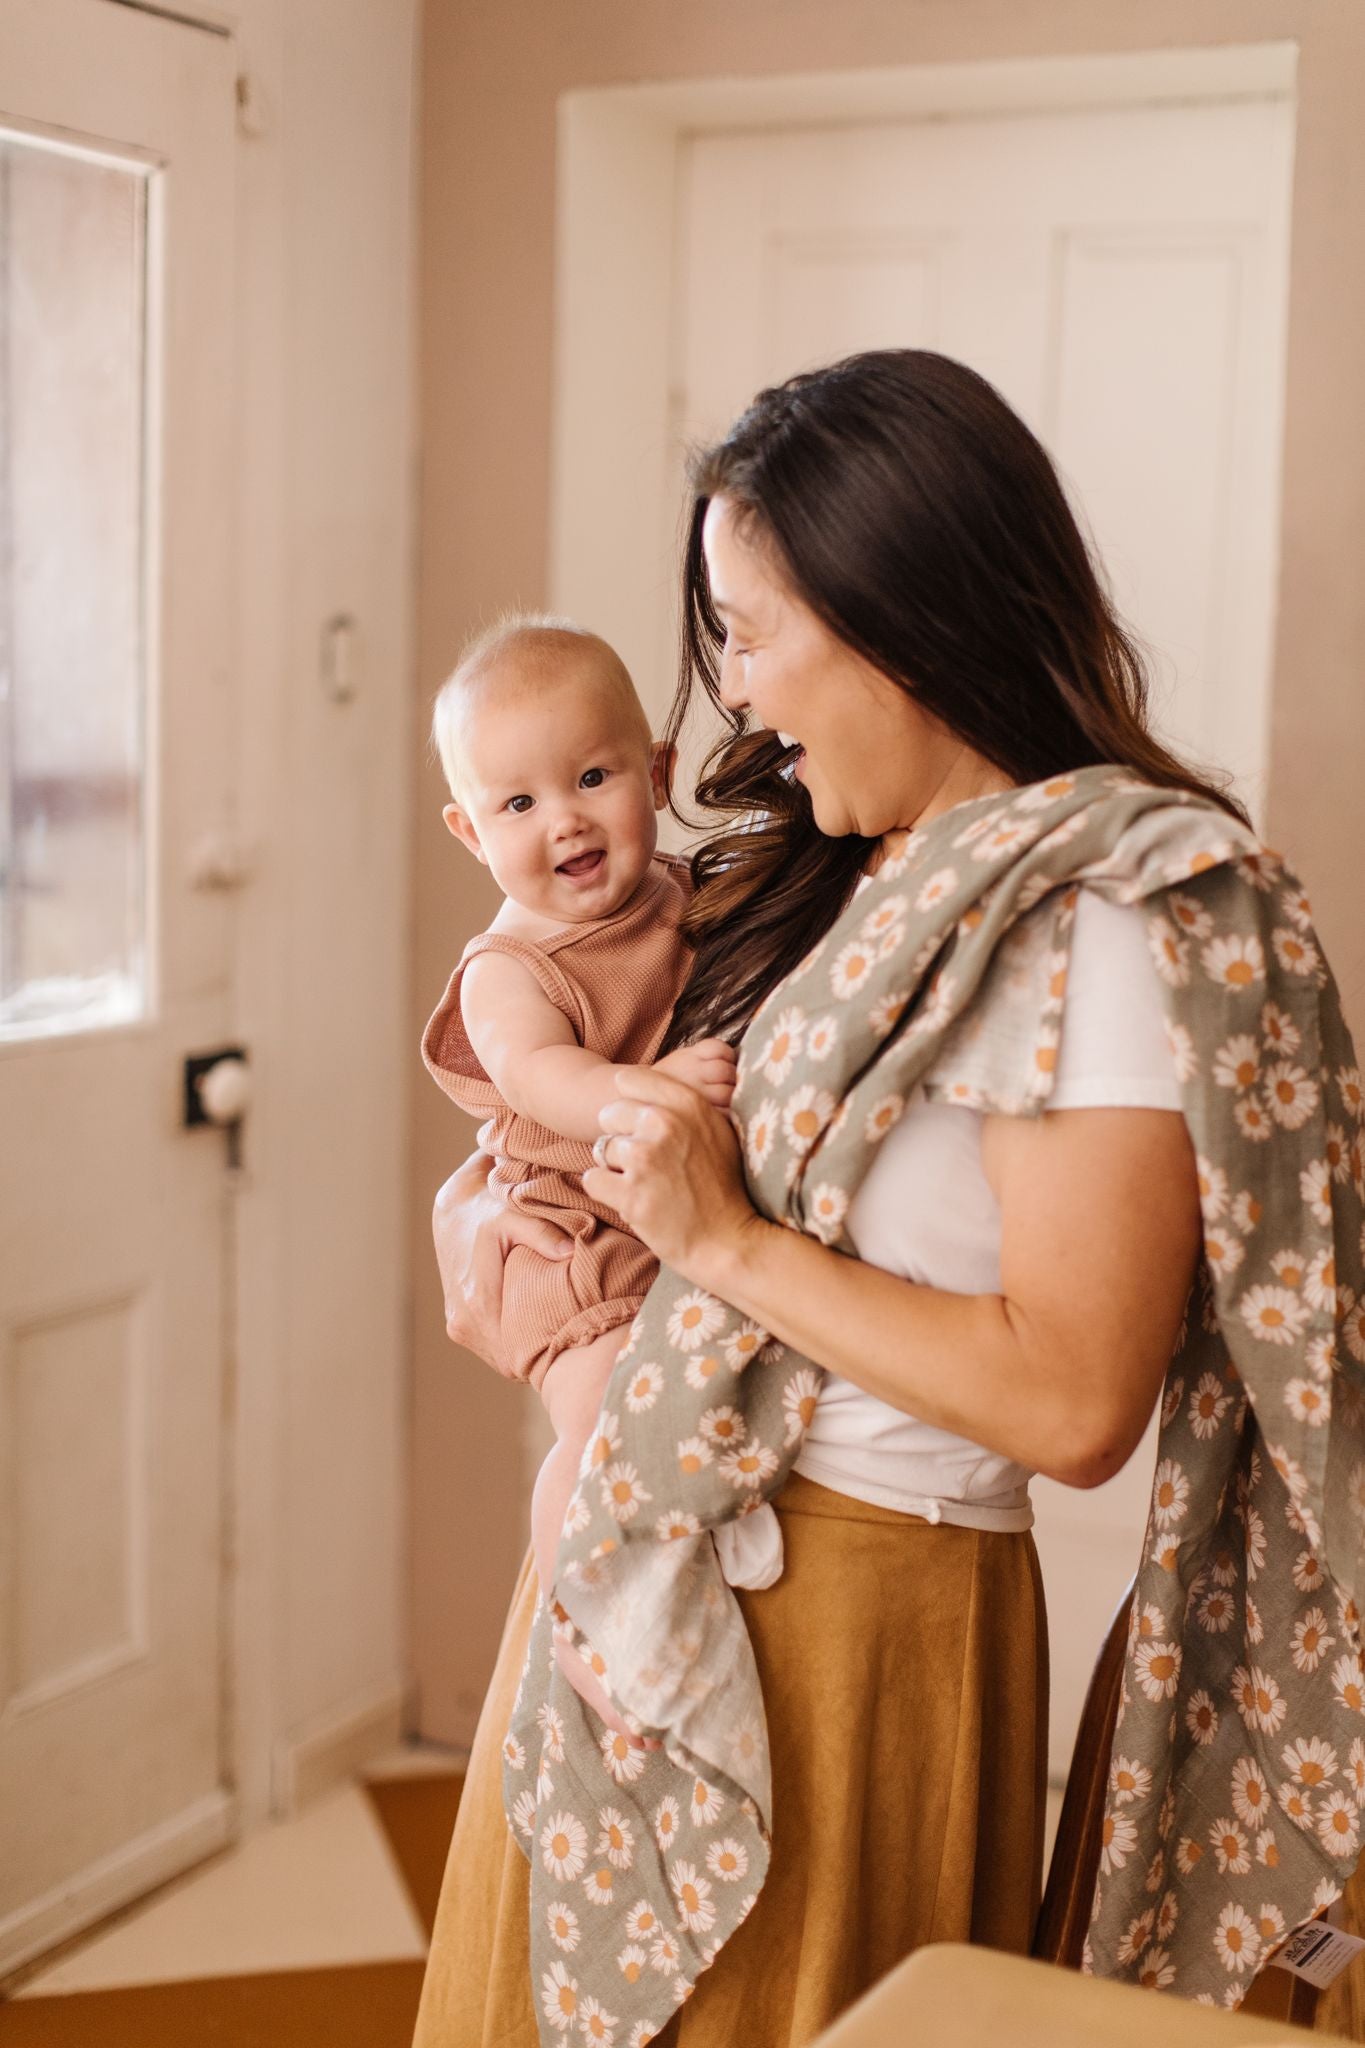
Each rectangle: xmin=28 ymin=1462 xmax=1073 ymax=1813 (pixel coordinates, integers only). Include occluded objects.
xmin=412 ymin=0 xmax=1365 ymax=1742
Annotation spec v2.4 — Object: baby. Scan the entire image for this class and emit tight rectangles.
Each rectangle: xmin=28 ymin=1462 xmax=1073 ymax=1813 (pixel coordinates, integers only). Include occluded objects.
xmin=422 ymin=614 xmax=736 ymax=1730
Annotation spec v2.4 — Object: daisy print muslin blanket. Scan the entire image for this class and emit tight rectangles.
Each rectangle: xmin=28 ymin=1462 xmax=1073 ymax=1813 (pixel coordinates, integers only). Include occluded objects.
xmin=502 ymin=765 xmax=1365 ymax=2043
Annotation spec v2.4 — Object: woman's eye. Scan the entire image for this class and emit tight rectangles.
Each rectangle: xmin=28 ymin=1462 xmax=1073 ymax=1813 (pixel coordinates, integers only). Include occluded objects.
xmin=579 ymin=767 xmax=606 ymax=789
xmin=506 ymin=794 xmax=534 ymax=814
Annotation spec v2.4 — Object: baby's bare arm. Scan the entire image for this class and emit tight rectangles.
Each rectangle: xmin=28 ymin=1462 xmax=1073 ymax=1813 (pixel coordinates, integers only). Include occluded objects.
xmin=461 ymin=951 xmax=624 ymax=1142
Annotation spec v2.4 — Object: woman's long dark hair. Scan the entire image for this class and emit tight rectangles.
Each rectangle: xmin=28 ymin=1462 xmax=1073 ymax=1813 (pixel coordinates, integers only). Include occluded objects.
xmin=661 ymin=349 xmax=1247 ymax=1053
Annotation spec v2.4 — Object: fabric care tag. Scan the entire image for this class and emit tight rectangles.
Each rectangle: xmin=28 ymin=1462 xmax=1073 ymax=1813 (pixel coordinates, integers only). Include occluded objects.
xmin=1272 ymin=1917 xmax=1365 ymax=1989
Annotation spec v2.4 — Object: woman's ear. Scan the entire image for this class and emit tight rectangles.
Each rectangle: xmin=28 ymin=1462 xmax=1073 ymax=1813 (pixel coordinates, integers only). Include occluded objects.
xmin=443 ymin=801 xmax=488 ymax=864
xmin=650 ymin=742 xmax=677 ymax=811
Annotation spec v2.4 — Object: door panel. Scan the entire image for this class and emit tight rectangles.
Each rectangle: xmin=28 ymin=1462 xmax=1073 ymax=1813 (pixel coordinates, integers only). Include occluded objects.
xmin=0 ymin=0 xmax=237 ymax=1971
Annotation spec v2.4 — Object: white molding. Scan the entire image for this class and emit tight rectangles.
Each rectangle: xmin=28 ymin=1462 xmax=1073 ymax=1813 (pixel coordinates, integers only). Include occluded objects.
xmin=271 ymin=1676 xmax=408 ymax=1816
xmin=0 ymin=1788 xmax=234 ymax=1981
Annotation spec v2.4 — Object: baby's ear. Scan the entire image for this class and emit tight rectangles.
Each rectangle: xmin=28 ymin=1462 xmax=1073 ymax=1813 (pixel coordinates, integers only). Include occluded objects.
xmin=443 ymin=801 xmax=488 ymax=864
xmin=650 ymin=742 xmax=677 ymax=810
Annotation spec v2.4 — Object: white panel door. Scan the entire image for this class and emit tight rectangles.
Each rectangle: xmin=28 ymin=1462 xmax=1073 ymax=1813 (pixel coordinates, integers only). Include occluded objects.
xmin=677 ymin=94 xmax=1293 ymax=1780
xmin=0 ymin=0 xmax=238 ymax=1970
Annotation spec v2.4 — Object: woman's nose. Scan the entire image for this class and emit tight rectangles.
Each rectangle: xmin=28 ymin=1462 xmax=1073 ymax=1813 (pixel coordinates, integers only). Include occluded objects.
xmin=717 ymin=645 xmax=749 ymax=713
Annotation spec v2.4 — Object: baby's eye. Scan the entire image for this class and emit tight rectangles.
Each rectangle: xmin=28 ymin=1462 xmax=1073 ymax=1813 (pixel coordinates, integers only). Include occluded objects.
xmin=579 ymin=767 xmax=607 ymax=789
xmin=506 ymin=794 xmax=534 ymax=814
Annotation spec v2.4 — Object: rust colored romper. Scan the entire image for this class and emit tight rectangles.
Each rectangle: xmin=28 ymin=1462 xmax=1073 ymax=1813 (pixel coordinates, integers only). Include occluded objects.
xmin=422 ymin=854 xmax=692 ymax=1390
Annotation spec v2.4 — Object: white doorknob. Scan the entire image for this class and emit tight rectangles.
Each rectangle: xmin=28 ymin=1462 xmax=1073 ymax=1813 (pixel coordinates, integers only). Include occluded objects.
xmin=196 ymin=1056 xmax=252 ymax=1125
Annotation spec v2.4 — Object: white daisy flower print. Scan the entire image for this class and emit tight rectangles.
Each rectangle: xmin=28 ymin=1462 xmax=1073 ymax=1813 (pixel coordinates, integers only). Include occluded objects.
xmin=1324 ymin=1124 xmax=1352 ymax=1182
xmin=1345 ymin=1299 xmax=1365 ymax=1366
xmin=1230 ymin=1758 xmax=1271 ymax=1831
xmin=1196 ymin=1585 xmax=1235 ymax=1633
xmin=675 ymin=1435 xmax=712 ymax=1477
xmin=1231 ymin=1189 xmax=1263 ymax=1234
xmin=1100 ymin=1809 xmax=1138 ymax=1875
xmin=600 ymin=1462 xmax=651 ymax=1524
xmin=782 ymin=1368 xmax=822 ymax=1444
xmin=1196 ymin=1157 xmax=1229 ymax=1223
xmin=915 ymin=867 xmax=958 ymax=911
xmin=1281 ymin=883 xmax=1314 ymax=928
xmin=1189 ymin=1373 xmax=1233 ymax=1439
xmin=616 ymin=1945 xmax=646 ymax=1985
xmin=504 ymin=1732 xmax=526 ymax=1770
xmin=863 ymin=1093 xmax=906 ymax=1145
xmin=1314 ymin=1878 xmax=1344 ymax=1913
xmin=670 ymin=1860 xmax=716 ymax=1934
xmin=596 ymin=1807 xmax=635 ymax=1870
xmin=655 ymin=1508 xmax=701 ymax=1543
xmin=1331 ymin=1653 xmax=1365 ymax=1714
xmin=804 ymin=1013 xmax=839 ymax=1062
xmin=1201 ymin=932 xmax=1266 ymax=990
xmin=581 ymin=1862 xmax=615 ymax=1906
xmin=624 ymin=1900 xmax=659 ymax=1943
xmin=1147 ymin=916 xmax=1190 ymax=987
xmin=541 ymin=1811 xmax=588 ymax=1883
xmin=782 ymin=1083 xmax=835 ymax=1155
xmin=512 ymin=1787 xmax=539 ymax=1838
xmin=1238 ymin=1285 xmax=1310 ymax=1346
xmin=534 ymin=1758 xmax=556 ymax=1803
xmin=1336 ymin=1065 xmax=1365 ymax=1121
xmin=1285 ymin=1378 xmax=1331 ymax=1427
xmin=1235 ymin=847 xmax=1279 ymax=891
xmin=1213 ymin=1035 xmax=1261 ymax=1091
xmin=542 ymin=1960 xmax=579 ymax=2033
xmin=724 ymin=1321 xmax=768 ymax=1373
xmin=1186 ymin=1690 xmax=1218 ymax=1746
xmin=1272 ymin=926 xmax=1321 ymax=977
xmin=1116 ymin=1908 xmax=1155 ymax=1965
xmin=667 ymin=1289 xmax=726 ymax=1353
xmin=745 ymin=1098 xmax=779 ymax=1174
xmin=757 ymin=1007 xmax=806 ymax=1085
xmin=1278 ymin=1778 xmax=1313 ymax=1830
xmin=563 ymin=1492 xmax=591 ymax=1537
xmin=1174 ymin=1835 xmax=1204 ymax=1877
xmin=867 ymin=989 xmax=909 ymax=1039
xmin=1231 ymin=1665 xmax=1288 ymax=1735
xmin=1168 ymin=890 xmax=1214 ymax=940
xmin=1256 ymin=1903 xmax=1287 ymax=1949
xmin=1134 ymin=1639 xmax=1182 ymax=1702
xmin=683 ymin=1352 xmax=724 ymax=1393
xmin=706 ymin=1837 xmax=749 ymax=1882
xmin=578 ymin=1993 xmax=618 ymax=2044
xmin=1348 ymin=1738 xmax=1365 ymax=1808
xmin=1318 ymin=1790 xmax=1360 ymax=1858
xmin=1235 ymin=1097 xmax=1274 ymax=1143
xmin=1138 ymin=1948 xmax=1177 ymax=1990
xmin=719 ymin=1441 xmax=780 ymax=1489
xmin=600 ymin=1731 xmax=647 ymax=1785
xmin=1293 ymin=1548 xmax=1326 ymax=1593
xmin=807 ymin=1183 xmax=849 ymax=1243
xmin=653 ymin=1794 xmax=681 ymax=1851
xmin=1305 ymin=1244 xmax=1339 ymax=1308
xmin=585 ymin=1412 xmax=622 ymax=1470
xmin=860 ymin=892 xmax=908 ymax=939
xmin=648 ymin=1930 xmax=680 ymax=1974
xmin=1213 ymin=1902 xmax=1260 ymax=1974
xmin=1109 ymin=1756 xmax=1153 ymax=1807
xmin=699 ymin=1405 xmax=745 ymax=1448
xmin=829 ymin=938 xmax=876 ymax=1001
xmin=1292 ymin=1609 xmax=1335 ymax=1674
xmin=623 ymin=1361 xmax=663 ymax=1413
xmin=1152 ymin=1459 xmax=1190 ymax=1529
xmin=1300 ymin=1158 xmax=1333 ymax=1224
xmin=547 ymin=1901 xmax=580 ymax=1952
xmin=538 ymin=1703 xmax=567 ymax=1763
xmin=1209 ymin=1818 xmax=1251 ymax=1874
xmin=1264 ymin=1061 xmax=1319 ymax=1129
xmin=689 ymin=1778 xmax=724 ymax=1827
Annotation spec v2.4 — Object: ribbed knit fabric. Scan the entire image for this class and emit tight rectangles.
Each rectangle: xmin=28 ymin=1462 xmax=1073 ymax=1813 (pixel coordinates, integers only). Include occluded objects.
xmin=422 ymin=855 xmax=692 ymax=1388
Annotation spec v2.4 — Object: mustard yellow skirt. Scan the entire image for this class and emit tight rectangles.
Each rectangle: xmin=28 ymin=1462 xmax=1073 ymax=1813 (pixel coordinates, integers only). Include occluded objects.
xmin=412 ymin=1473 xmax=1048 ymax=2048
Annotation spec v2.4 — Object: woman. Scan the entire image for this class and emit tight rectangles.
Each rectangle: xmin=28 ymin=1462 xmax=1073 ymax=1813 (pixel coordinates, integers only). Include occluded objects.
xmin=414 ymin=352 xmax=1365 ymax=2047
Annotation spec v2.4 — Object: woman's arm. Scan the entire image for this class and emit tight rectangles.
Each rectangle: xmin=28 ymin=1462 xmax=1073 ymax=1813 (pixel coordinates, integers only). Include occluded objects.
xmin=585 ymin=1075 xmax=1201 ymax=1490
xmin=432 ymin=1148 xmax=572 ymax=1368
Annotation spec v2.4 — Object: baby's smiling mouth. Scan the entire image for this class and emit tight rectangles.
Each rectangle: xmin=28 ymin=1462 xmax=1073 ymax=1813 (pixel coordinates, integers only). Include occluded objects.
xmin=556 ymin=848 xmax=606 ymax=879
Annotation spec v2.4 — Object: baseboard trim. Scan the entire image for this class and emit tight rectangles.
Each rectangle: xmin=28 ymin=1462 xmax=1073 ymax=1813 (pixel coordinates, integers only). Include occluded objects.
xmin=272 ymin=1675 xmax=408 ymax=1815
xmin=0 ymin=1787 xmax=235 ymax=1982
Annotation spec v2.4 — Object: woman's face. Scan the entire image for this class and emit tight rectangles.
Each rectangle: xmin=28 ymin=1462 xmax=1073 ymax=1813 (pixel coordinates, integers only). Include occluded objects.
xmin=701 ymin=494 xmax=1008 ymax=839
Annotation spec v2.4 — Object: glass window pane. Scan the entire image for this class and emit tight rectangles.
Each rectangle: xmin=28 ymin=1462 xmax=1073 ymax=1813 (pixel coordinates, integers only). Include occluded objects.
xmin=0 ymin=134 xmax=149 ymax=1039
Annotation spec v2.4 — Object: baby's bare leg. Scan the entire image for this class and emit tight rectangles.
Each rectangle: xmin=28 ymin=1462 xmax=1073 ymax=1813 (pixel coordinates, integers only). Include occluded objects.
xmin=536 ymin=1325 xmax=659 ymax=1747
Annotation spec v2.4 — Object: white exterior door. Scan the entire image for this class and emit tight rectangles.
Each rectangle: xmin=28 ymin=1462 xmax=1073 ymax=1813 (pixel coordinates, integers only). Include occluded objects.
xmin=676 ymin=93 xmax=1293 ymax=1777
xmin=0 ymin=0 xmax=238 ymax=1970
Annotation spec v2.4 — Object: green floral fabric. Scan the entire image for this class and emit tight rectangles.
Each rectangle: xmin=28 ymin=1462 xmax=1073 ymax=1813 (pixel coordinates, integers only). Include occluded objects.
xmin=498 ymin=767 xmax=1365 ymax=2045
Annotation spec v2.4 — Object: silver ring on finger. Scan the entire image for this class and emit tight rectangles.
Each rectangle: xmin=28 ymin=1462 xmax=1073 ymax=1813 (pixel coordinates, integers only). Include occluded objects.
xmin=592 ymin=1132 xmax=618 ymax=1171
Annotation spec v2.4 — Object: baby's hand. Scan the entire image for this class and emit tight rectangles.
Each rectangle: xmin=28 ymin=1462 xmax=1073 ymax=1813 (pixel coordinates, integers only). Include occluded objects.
xmin=654 ymin=1037 xmax=738 ymax=1109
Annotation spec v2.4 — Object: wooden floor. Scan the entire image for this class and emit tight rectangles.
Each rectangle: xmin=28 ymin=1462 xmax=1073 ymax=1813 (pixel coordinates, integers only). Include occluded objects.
xmin=0 ymin=1774 xmax=461 ymax=2048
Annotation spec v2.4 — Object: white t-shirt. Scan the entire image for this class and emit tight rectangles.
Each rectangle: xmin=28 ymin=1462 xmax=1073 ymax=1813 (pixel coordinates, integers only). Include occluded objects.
xmin=792 ymin=887 xmax=1182 ymax=1530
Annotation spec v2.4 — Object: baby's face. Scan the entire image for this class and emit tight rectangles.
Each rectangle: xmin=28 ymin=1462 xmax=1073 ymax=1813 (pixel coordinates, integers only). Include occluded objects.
xmin=445 ymin=666 xmax=666 ymax=924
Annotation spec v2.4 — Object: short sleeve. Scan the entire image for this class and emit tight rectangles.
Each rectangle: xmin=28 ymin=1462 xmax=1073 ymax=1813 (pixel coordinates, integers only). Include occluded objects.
xmin=1048 ymin=889 xmax=1182 ymax=1111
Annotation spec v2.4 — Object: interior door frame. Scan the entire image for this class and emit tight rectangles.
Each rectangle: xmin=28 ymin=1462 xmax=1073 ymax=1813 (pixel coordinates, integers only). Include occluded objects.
xmin=548 ymin=42 xmax=1297 ymax=744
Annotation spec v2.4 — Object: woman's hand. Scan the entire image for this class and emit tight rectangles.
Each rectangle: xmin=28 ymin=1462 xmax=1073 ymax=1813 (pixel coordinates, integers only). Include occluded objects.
xmin=583 ymin=1068 xmax=760 ymax=1281
xmin=432 ymin=1150 xmax=572 ymax=1372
